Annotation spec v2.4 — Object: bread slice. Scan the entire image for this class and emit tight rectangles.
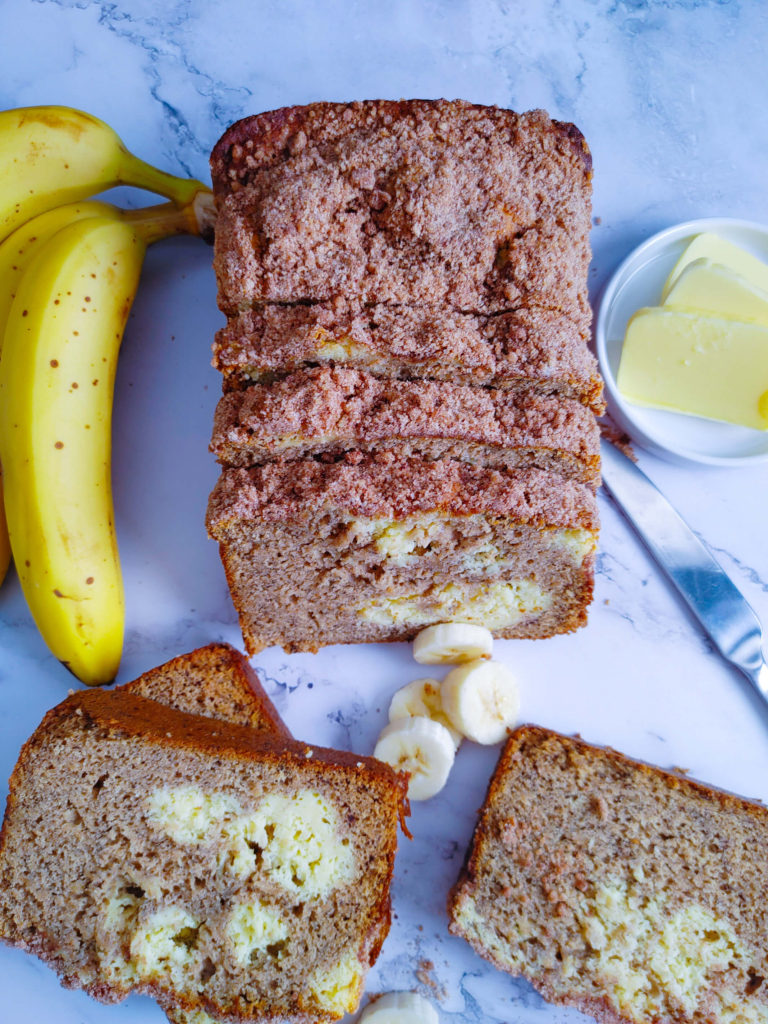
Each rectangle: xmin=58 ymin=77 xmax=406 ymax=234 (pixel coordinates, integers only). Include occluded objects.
xmin=211 ymin=367 xmax=601 ymax=488
xmin=206 ymin=457 xmax=598 ymax=654
xmin=212 ymin=303 xmax=604 ymax=413
xmin=448 ymin=725 xmax=768 ymax=1024
xmin=214 ymin=299 xmax=606 ymax=411
xmin=211 ymin=100 xmax=592 ymax=317
xmin=0 ymin=689 xmax=408 ymax=1023
xmin=121 ymin=641 xmax=290 ymax=737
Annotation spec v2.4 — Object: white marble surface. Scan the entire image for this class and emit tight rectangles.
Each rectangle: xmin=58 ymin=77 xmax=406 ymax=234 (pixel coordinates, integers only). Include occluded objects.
xmin=1 ymin=2 xmax=768 ymax=1023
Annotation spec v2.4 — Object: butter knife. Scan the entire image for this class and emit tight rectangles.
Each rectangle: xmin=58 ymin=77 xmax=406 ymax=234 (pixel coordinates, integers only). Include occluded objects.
xmin=599 ymin=439 xmax=768 ymax=706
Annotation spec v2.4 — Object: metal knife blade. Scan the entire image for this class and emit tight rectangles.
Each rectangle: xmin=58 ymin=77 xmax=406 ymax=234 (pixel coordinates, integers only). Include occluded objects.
xmin=599 ymin=438 xmax=768 ymax=705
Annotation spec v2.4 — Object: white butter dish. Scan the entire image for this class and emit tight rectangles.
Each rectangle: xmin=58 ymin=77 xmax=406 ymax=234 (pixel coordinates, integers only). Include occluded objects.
xmin=595 ymin=217 xmax=768 ymax=466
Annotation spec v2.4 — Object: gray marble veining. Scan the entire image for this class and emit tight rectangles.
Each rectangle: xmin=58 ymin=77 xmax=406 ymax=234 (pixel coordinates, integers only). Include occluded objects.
xmin=0 ymin=1 xmax=767 ymax=1022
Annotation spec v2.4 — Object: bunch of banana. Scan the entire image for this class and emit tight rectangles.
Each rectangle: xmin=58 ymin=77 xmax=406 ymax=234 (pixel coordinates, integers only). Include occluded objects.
xmin=0 ymin=105 xmax=215 ymax=685
xmin=0 ymin=105 xmax=208 ymax=236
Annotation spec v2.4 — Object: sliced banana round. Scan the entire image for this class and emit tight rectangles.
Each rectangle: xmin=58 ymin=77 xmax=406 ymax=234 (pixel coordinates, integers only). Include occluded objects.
xmin=359 ymin=991 xmax=440 ymax=1024
xmin=412 ymin=622 xmax=493 ymax=665
xmin=388 ymin=678 xmax=463 ymax=750
xmin=441 ymin=659 xmax=520 ymax=745
xmin=373 ymin=716 xmax=456 ymax=801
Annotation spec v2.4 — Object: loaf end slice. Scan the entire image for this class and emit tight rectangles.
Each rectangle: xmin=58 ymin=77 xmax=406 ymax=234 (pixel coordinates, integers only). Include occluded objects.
xmin=211 ymin=100 xmax=592 ymax=316
xmin=121 ymin=641 xmax=290 ymax=738
xmin=211 ymin=99 xmax=591 ymax=193
xmin=448 ymin=725 xmax=768 ymax=1024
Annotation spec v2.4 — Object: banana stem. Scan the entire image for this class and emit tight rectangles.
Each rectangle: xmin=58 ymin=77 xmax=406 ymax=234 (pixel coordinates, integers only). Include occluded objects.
xmin=122 ymin=193 xmax=215 ymax=245
xmin=117 ymin=148 xmax=209 ymax=208
xmin=193 ymin=191 xmax=217 ymax=243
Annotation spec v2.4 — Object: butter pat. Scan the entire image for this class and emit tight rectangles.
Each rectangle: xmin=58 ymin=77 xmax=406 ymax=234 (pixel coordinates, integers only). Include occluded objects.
xmin=617 ymin=308 xmax=768 ymax=430
xmin=664 ymin=259 xmax=768 ymax=326
xmin=663 ymin=232 xmax=768 ymax=299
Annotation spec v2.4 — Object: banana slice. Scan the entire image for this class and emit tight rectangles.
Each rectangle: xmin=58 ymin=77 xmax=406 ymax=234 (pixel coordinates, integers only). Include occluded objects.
xmin=388 ymin=678 xmax=463 ymax=750
xmin=373 ymin=717 xmax=456 ymax=800
xmin=412 ymin=623 xmax=493 ymax=665
xmin=441 ymin=660 xmax=520 ymax=745
xmin=359 ymin=992 xmax=439 ymax=1024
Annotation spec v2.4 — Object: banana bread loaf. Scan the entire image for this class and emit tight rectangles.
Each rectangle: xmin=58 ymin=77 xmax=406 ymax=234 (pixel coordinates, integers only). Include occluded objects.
xmin=207 ymin=99 xmax=601 ymax=655
xmin=211 ymin=100 xmax=592 ymax=316
xmin=0 ymin=689 xmax=408 ymax=1023
xmin=211 ymin=366 xmax=600 ymax=487
xmin=206 ymin=456 xmax=598 ymax=654
xmin=449 ymin=725 xmax=768 ymax=1024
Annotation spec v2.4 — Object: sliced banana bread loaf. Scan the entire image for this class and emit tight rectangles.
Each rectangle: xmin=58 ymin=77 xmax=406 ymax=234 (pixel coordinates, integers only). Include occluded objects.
xmin=207 ymin=99 xmax=601 ymax=655
xmin=121 ymin=641 xmax=289 ymax=737
xmin=206 ymin=456 xmax=598 ymax=654
xmin=211 ymin=100 xmax=592 ymax=316
xmin=0 ymin=690 xmax=407 ymax=1023
xmin=449 ymin=725 xmax=768 ymax=1024
xmin=211 ymin=367 xmax=600 ymax=488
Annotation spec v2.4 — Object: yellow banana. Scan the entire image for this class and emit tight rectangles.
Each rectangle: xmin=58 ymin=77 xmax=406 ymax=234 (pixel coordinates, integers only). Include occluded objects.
xmin=0 ymin=105 xmax=208 ymax=238
xmin=0 ymin=199 xmax=122 ymax=328
xmin=0 ymin=201 xmax=123 ymax=587
xmin=0 ymin=203 xmax=202 ymax=684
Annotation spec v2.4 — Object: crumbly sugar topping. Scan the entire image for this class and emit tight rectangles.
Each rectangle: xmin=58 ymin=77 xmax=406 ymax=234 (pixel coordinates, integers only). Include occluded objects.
xmin=207 ymin=456 xmax=599 ymax=529
xmin=211 ymin=101 xmax=592 ymax=314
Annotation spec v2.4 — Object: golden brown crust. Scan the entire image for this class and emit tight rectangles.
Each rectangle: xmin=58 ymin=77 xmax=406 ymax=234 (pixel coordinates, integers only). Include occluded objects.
xmin=43 ymin=690 xmax=405 ymax=800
